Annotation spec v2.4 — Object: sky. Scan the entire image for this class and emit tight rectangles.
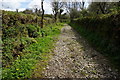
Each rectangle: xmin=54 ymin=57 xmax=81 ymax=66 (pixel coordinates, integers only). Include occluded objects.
xmin=1 ymin=0 xmax=117 ymax=14
xmin=0 ymin=0 xmax=92 ymax=14
xmin=0 ymin=0 xmax=53 ymax=14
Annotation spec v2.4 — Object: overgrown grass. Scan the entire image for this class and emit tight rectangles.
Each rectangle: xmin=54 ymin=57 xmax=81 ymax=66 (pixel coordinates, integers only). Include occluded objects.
xmin=2 ymin=23 xmax=64 ymax=79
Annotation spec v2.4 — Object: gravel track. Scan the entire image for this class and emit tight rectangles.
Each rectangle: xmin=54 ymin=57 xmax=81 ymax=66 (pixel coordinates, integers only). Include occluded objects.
xmin=43 ymin=24 xmax=120 ymax=79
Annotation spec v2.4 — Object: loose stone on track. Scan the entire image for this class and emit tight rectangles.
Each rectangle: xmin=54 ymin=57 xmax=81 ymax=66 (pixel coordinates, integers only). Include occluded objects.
xmin=43 ymin=24 xmax=120 ymax=79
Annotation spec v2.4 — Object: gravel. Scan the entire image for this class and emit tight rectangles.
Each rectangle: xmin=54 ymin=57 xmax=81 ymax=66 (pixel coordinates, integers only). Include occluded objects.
xmin=42 ymin=24 xmax=120 ymax=79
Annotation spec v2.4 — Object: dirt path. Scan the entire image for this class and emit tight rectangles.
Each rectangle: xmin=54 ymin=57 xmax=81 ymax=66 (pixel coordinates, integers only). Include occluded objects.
xmin=42 ymin=24 xmax=120 ymax=79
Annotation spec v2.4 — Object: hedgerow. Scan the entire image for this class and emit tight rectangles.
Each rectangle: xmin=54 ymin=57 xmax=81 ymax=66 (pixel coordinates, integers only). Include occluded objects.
xmin=70 ymin=12 xmax=120 ymax=70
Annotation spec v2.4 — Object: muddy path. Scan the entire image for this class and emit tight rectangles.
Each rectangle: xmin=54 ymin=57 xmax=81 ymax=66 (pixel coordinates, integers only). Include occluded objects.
xmin=42 ymin=24 xmax=120 ymax=79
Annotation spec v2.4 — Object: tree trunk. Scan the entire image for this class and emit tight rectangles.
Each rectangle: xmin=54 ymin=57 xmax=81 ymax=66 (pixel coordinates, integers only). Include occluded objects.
xmin=41 ymin=0 xmax=44 ymax=28
xmin=54 ymin=12 xmax=58 ymax=22
xmin=41 ymin=0 xmax=44 ymax=37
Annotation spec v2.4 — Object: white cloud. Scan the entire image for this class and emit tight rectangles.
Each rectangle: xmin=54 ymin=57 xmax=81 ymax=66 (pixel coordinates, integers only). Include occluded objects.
xmin=2 ymin=0 xmax=30 ymax=2
xmin=1 ymin=2 xmax=21 ymax=9
xmin=0 ymin=0 xmax=31 ymax=11
xmin=28 ymin=0 xmax=41 ymax=9
xmin=28 ymin=0 xmax=52 ymax=14
xmin=0 ymin=0 xmax=26 ymax=11
xmin=18 ymin=8 xmax=26 ymax=12
xmin=0 ymin=0 xmax=53 ymax=14
xmin=44 ymin=1 xmax=52 ymax=14
xmin=1 ymin=8 xmax=15 ymax=11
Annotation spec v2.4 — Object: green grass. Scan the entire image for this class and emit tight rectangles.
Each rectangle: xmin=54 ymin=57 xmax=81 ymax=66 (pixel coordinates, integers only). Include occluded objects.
xmin=2 ymin=23 xmax=64 ymax=79
xmin=69 ymin=23 xmax=120 ymax=71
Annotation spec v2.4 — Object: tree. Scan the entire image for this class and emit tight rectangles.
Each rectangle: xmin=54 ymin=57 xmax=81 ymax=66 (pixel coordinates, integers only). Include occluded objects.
xmin=41 ymin=0 xmax=44 ymax=37
xmin=16 ymin=9 xmax=18 ymax=13
xmin=64 ymin=2 xmax=84 ymax=21
xmin=22 ymin=9 xmax=33 ymax=14
xmin=79 ymin=1 xmax=85 ymax=10
xmin=87 ymin=2 xmax=119 ymax=15
xmin=33 ymin=5 xmax=39 ymax=14
xmin=98 ymin=2 xmax=107 ymax=14
xmin=41 ymin=0 xmax=44 ymax=29
xmin=33 ymin=5 xmax=41 ymax=16
xmin=52 ymin=1 xmax=64 ymax=22
xmin=58 ymin=9 xmax=64 ymax=21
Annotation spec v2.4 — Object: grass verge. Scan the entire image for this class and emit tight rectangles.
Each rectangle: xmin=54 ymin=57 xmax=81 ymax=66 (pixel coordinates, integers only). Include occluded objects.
xmin=2 ymin=23 xmax=64 ymax=79
xmin=69 ymin=23 xmax=120 ymax=71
